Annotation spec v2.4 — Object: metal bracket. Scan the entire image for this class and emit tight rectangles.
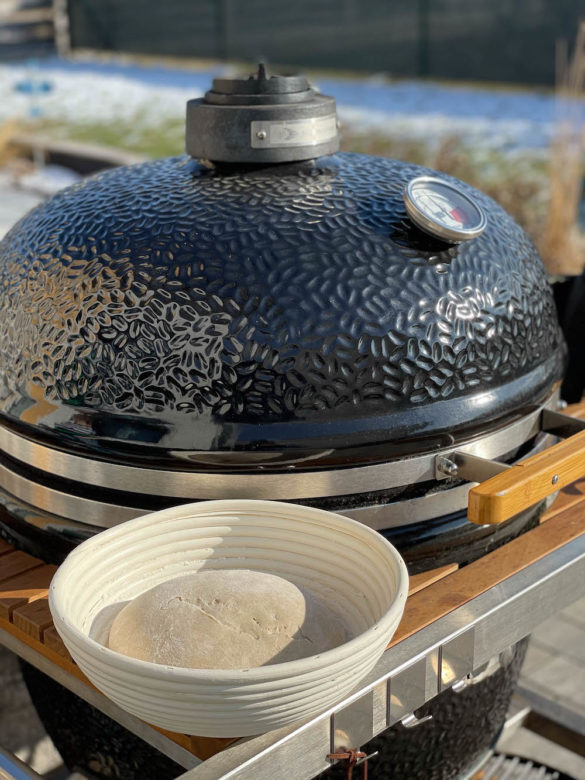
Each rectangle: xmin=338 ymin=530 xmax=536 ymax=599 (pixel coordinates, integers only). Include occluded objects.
xmin=435 ymin=452 xmax=510 ymax=482
xmin=439 ymin=628 xmax=475 ymax=691
xmin=400 ymin=713 xmax=433 ymax=729
xmin=355 ymin=752 xmax=378 ymax=766
xmin=451 ymin=656 xmax=500 ymax=694
xmin=331 ymin=692 xmax=374 ymax=753
xmin=451 ymin=676 xmax=473 ymax=693
xmin=388 ymin=652 xmax=439 ymax=725
xmin=541 ymin=409 xmax=585 ymax=438
xmin=434 ymin=407 xmax=585 ymax=485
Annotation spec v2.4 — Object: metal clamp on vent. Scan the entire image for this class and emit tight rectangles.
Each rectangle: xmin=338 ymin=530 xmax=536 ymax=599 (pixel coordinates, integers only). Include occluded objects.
xmin=186 ymin=64 xmax=339 ymax=164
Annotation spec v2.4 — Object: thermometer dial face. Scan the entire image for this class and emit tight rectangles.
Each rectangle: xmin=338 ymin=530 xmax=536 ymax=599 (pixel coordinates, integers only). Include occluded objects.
xmin=403 ymin=176 xmax=487 ymax=243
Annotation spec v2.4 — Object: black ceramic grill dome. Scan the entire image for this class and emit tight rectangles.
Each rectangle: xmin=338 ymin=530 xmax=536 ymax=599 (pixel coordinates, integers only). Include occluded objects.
xmin=0 ymin=153 xmax=563 ymax=459
xmin=0 ymin=73 xmax=568 ymax=780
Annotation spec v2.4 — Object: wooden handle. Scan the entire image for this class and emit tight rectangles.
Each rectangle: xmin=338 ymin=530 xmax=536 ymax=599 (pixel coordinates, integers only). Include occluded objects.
xmin=468 ymin=428 xmax=585 ymax=525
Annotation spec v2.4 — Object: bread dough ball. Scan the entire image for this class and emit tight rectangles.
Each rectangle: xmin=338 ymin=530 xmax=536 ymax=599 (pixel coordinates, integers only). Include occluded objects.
xmin=108 ymin=569 xmax=349 ymax=669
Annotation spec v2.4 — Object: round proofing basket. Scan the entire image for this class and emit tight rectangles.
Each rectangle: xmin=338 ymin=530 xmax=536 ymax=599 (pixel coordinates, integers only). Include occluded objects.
xmin=49 ymin=500 xmax=408 ymax=737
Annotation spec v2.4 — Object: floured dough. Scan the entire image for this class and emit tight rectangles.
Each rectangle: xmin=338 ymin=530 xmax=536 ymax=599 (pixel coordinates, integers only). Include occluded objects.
xmin=107 ymin=569 xmax=349 ymax=669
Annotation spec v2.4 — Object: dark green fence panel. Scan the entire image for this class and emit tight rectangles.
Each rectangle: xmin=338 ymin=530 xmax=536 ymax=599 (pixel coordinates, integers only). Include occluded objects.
xmin=66 ymin=0 xmax=584 ymax=85
xmin=425 ymin=0 xmax=581 ymax=84
xmin=68 ymin=0 xmax=220 ymax=57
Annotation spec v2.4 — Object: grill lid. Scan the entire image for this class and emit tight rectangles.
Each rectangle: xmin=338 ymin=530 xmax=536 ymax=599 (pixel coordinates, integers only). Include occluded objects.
xmin=0 ymin=71 xmax=565 ymax=465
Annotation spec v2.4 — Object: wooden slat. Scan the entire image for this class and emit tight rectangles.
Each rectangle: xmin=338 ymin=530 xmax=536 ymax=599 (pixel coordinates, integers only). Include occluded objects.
xmin=389 ymin=499 xmax=585 ymax=647
xmin=0 ymin=612 xmax=91 ymax=684
xmin=0 ymin=564 xmax=57 ymax=620
xmin=12 ymin=598 xmax=53 ymax=641
xmin=189 ymin=736 xmax=239 ymax=761
xmin=566 ymin=401 xmax=585 ymax=419
xmin=43 ymin=625 xmax=70 ymax=659
xmin=408 ymin=563 xmax=458 ymax=595
xmin=0 ymin=539 xmax=13 ymax=557
xmin=0 ymin=551 xmax=42 ymax=584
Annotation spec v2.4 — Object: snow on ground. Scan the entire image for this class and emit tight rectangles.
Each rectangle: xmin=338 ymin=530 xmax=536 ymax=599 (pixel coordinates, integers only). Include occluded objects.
xmin=337 ymin=105 xmax=553 ymax=151
xmin=0 ymin=62 xmax=200 ymax=128
xmin=1 ymin=57 xmax=584 ymax=152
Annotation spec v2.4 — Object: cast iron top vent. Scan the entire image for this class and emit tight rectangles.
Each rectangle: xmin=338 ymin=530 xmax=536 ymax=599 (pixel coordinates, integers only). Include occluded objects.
xmin=186 ymin=64 xmax=339 ymax=163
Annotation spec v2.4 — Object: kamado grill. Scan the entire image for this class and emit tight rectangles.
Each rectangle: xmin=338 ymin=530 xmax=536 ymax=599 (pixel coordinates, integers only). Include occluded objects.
xmin=0 ymin=67 xmax=584 ymax=780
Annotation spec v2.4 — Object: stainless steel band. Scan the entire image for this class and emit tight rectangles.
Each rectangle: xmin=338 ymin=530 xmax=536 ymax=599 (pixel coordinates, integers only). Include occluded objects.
xmin=0 ymin=437 xmax=552 ymax=533
xmin=0 ymin=390 xmax=558 ymax=532
xmin=0 ymin=461 xmax=474 ymax=531
xmin=0 ymin=390 xmax=559 ymax=503
xmin=0 ymin=462 xmax=139 ymax=528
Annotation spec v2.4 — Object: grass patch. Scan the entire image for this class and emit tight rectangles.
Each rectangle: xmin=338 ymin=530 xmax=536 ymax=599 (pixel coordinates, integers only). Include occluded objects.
xmin=32 ymin=116 xmax=186 ymax=159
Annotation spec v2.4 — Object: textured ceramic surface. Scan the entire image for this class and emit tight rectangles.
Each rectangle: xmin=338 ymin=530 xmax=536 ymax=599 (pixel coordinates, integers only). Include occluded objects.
xmin=49 ymin=500 xmax=408 ymax=737
xmin=0 ymin=153 xmax=563 ymax=459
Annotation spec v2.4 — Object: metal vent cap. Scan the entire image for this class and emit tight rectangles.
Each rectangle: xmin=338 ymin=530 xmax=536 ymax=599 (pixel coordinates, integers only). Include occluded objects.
xmin=186 ymin=64 xmax=339 ymax=164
